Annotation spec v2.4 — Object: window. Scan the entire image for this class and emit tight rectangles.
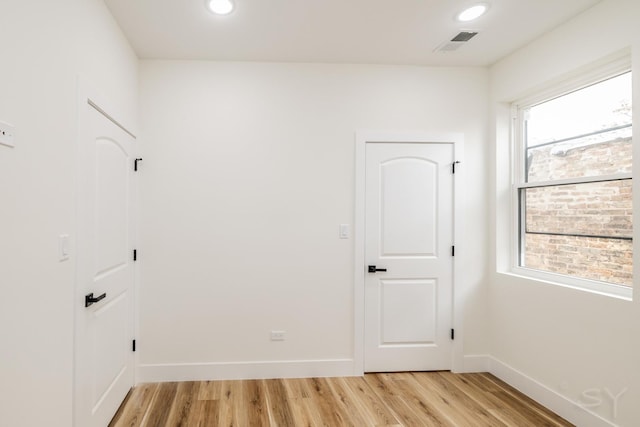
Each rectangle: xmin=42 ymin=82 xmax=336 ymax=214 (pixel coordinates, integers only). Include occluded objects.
xmin=513 ymin=68 xmax=633 ymax=294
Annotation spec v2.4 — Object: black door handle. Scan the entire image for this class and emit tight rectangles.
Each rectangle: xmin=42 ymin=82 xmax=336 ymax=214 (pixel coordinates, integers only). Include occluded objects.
xmin=85 ymin=292 xmax=107 ymax=307
xmin=368 ymin=265 xmax=387 ymax=273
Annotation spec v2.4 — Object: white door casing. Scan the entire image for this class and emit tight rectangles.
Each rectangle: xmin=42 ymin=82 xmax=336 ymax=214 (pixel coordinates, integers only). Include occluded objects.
xmin=354 ymin=132 xmax=463 ymax=374
xmin=75 ymin=98 xmax=136 ymax=427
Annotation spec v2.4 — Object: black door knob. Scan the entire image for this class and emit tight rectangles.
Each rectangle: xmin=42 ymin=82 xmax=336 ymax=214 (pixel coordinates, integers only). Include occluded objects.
xmin=368 ymin=265 xmax=387 ymax=273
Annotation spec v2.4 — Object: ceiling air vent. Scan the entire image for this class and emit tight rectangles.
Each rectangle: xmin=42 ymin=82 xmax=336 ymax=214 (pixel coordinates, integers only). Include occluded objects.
xmin=434 ymin=31 xmax=479 ymax=53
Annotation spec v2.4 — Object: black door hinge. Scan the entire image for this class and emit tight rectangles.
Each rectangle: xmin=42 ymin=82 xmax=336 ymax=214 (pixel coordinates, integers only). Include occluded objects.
xmin=452 ymin=160 xmax=460 ymax=174
xmin=451 ymin=246 xmax=455 ymax=256
xmin=134 ymin=158 xmax=143 ymax=171
xmin=451 ymin=329 xmax=455 ymax=340
xmin=132 ymin=339 xmax=136 ymax=352
xmin=133 ymin=249 xmax=137 ymax=261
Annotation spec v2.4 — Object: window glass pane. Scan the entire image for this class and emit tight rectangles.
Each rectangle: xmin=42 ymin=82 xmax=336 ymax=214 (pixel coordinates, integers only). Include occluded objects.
xmin=524 ymin=180 xmax=632 ymax=238
xmin=527 ymin=131 xmax=631 ymax=182
xmin=525 ymin=72 xmax=632 ymax=183
xmin=521 ymin=179 xmax=632 ymax=286
xmin=523 ymin=234 xmax=632 ymax=286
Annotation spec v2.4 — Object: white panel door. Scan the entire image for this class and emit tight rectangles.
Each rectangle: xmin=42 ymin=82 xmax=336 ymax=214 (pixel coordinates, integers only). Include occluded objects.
xmin=364 ymin=142 xmax=453 ymax=372
xmin=75 ymin=102 xmax=136 ymax=427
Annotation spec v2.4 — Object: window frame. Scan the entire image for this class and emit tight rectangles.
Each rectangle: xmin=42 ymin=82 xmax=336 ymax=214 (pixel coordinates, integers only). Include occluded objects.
xmin=510 ymin=58 xmax=633 ymax=299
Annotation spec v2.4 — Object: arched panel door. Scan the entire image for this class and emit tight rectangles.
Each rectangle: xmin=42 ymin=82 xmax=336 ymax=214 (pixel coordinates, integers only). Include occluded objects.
xmin=364 ymin=143 xmax=453 ymax=372
xmin=75 ymin=101 xmax=136 ymax=427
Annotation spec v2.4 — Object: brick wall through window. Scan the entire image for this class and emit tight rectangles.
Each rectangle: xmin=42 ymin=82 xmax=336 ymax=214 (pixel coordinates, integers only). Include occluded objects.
xmin=523 ymin=137 xmax=633 ymax=286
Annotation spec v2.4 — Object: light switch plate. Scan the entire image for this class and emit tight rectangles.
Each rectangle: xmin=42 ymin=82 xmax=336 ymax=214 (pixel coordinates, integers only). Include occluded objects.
xmin=339 ymin=224 xmax=350 ymax=239
xmin=59 ymin=234 xmax=70 ymax=261
xmin=0 ymin=121 xmax=15 ymax=148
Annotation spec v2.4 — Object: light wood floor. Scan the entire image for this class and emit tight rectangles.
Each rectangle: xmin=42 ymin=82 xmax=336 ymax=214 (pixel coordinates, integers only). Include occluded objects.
xmin=109 ymin=372 xmax=573 ymax=427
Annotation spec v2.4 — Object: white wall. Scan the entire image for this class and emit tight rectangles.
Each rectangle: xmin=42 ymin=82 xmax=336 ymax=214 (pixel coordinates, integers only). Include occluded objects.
xmin=138 ymin=61 xmax=489 ymax=380
xmin=490 ymin=0 xmax=640 ymax=425
xmin=0 ymin=1 xmax=138 ymax=426
xmin=3 ymin=0 xmax=636 ymax=424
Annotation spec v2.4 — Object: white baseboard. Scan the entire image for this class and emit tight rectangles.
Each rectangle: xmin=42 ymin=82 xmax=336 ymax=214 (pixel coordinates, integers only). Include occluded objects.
xmin=459 ymin=354 xmax=490 ymax=373
xmin=137 ymin=358 xmax=355 ymax=383
xmin=488 ymin=357 xmax=617 ymax=427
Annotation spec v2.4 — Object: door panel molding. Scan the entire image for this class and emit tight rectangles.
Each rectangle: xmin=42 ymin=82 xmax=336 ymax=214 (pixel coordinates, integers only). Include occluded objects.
xmin=354 ymin=131 xmax=464 ymax=375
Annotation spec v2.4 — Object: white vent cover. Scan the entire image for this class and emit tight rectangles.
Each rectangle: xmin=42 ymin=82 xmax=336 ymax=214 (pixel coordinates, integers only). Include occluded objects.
xmin=434 ymin=31 xmax=479 ymax=53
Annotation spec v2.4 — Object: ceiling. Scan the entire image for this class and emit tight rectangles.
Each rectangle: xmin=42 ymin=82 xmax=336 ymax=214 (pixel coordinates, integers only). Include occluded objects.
xmin=104 ymin=0 xmax=602 ymax=67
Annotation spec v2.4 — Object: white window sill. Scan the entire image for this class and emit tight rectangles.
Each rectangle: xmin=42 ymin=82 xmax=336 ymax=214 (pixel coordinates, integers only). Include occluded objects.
xmin=497 ymin=267 xmax=633 ymax=301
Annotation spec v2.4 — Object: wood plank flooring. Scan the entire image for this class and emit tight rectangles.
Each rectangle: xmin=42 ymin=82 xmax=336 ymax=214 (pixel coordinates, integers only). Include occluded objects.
xmin=109 ymin=372 xmax=573 ymax=427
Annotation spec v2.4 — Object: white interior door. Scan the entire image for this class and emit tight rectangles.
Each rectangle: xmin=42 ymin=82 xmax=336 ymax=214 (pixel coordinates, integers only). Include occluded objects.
xmin=75 ymin=101 xmax=136 ymax=427
xmin=364 ymin=142 xmax=453 ymax=372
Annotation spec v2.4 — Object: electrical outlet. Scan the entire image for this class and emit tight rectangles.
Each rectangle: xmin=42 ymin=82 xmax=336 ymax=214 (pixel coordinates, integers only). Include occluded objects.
xmin=0 ymin=121 xmax=15 ymax=148
xmin=270 ymin=330 xmax=286 ymax=341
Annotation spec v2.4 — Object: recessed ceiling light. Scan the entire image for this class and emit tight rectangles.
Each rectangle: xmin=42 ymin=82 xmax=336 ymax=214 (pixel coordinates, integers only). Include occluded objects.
xmin=457 ymin=4 xmax=488 ymax=22
xmin=206 ymin=0 xmax=234 ymax=15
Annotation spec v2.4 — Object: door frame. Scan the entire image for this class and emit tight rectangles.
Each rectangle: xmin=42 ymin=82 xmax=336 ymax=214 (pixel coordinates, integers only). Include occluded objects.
xmin=354 ymin=131 xmax=464 ymax=375
xmin=73 ymin=78 xmax=138 ymax=426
